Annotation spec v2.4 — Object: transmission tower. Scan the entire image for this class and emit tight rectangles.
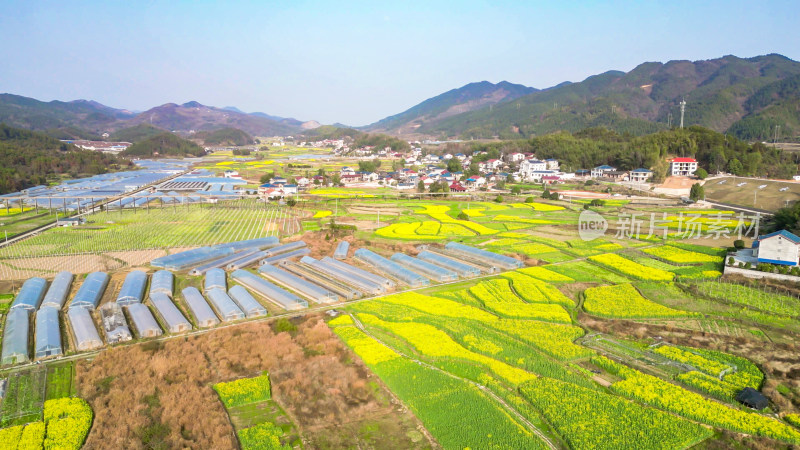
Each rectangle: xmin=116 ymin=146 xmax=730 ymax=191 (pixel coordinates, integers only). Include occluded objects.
xmin=679 ymin=98 xmax=686 ymax=129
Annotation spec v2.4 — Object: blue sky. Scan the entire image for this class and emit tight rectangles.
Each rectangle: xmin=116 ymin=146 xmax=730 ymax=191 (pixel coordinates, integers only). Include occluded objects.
xmin=1 ymin=0 xmax=797 ymax=126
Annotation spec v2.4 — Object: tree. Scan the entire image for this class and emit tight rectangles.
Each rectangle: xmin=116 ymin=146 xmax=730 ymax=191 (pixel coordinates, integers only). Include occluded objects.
xmin=457 ymin=212 xmax=469 ymax=221
xmin=494 ymin=195 xmax=503 ymax=203
xmin=511 ymin=186 xmax=521 ymax=195
xmin=773 ymin=202 xmax=800 ymax=234
xmin=728 ymin=158 xmax=744 ymax=176
xmin=695 ymin=168 xmax=708 ymax=179
xmin=689 ymin=183 xmax=705 ymax=201
xmin=259 ymin=172 xmax=275 ymax=184
xmin=525 ymin=196 xmax=535 ymax=203
xmin=446 ymin=158 xmax=462 ymax=173
xmin=733 ymin=239 xmax=745 ymax=249
xmin=417 ymin=180 xmax=425 ymax=192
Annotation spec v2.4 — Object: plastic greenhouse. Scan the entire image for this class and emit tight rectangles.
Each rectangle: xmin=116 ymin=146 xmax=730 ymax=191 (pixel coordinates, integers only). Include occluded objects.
xmin=213 ymin=236 xmax=279 ymax=252
xmin=264 ymin=241 xmax=307 ymax=257
xmin=126 ymin=303 xmax=163 ymax=338
xmin=117 ymin=270 xmax=148 ymax=305
xmin=1 ymin=308 xmax=30 ymax=365
xmin=227 ymin=285 xmax=268 ymax=317
xmin=390 ymin=253 xmax=458 ymax=282
xmin=69 ymin=272 xmax=110 ymax=310
xmin=443 ymin=242 xmax=522 ymax=270
xmin=188 ymin=249 xmax=259 ymax=276
xmin=150 ymin=293 xmax=192 ymax=333
xmin=34 ymin=306 xmax=62 ymax=359
xmin=205 ymin=288 xmax=245 ymax=321
xmin=204 ymin=268 xmax=227 ymax=292
xmin=281 ymin=263 xmax=361 ymax=300
xmin=333 ymin=241 xmax=350 ymax=260
xmin=353 ymin=249 xmax=429 ymax=288
xmin=41 ymin=271 xmax=74 ymax=309
xmin=149 ymin=270 xmax=174 ymax=298
xmin=151 ymin=246 xmax=235 ymax=271
xmin=99 ymin=302 xmax=132 ymax=344
xmin=300 ymin=256 xmax=384 ymax=295
xmin=10 ymin=277 xmax=47 ymax=311
xmin=230 ymin=270 xmax=308 ymax=310
xmin=258 ymin=265 xmax=338 ymax=303
xmin=416 ymin=251 xmax=482 ymax=277
xmin=181 ymin=287 xmax=220 ymax=328
xmin=259 ymin=247 xmax=311 ymax=265
xmin=321 ymin=257 xmax=395 ymax=288
xmin=226 ymin=250 xmax=269 ymax=270
xmin=67 ymin=307 xmax=103 ymax=351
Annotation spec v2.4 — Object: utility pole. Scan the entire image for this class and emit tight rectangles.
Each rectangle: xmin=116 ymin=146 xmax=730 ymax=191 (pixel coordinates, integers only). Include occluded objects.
xmin=667 ymin=112 xmax=672 ymax=128
xmin=679 ymin=98 xmax=686 ymax=129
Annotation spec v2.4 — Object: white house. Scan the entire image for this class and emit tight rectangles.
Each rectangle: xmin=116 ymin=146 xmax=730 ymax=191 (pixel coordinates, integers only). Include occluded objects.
xmin=591 ymin=165 xmax=616 ymax=178
xmin=519 ymin=159 xmax=547 ymax=180
xmin=754 ymin=230 xmax=800 ymax=266
xmin=545 ymin=159 xmax=560 ymax=170
xmin=629 ymin=168 xmax=652 ymax=183
xmin=670 ymin=157 xmax=698 ymax=176
xmin=340 ymin=166 xmax=356 ymax=176
xmin=509 ymin=152 xmax=526 ymax=163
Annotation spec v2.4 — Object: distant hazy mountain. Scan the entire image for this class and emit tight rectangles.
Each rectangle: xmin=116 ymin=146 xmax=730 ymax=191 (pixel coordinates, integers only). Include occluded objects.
xmin=365 ymin=81 xmax=537 ymax=134
xmin=374 ymin=54 xmax=800 ymax=140
xmin=123 ymin=101 xmax=300 ymax=136
xmin=0 ymin=93 xmax=136 ymax=138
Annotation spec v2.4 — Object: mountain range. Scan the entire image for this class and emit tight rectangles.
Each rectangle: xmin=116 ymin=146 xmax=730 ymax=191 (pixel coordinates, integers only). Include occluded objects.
xmin=365 ymin=54 xmax=800 ymax=141
xmin=1 ymin=53 xmax=798 ymax=141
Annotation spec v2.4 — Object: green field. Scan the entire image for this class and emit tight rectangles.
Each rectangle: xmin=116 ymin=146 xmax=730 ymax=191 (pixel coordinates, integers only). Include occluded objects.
xmin=0 ymin=369 xmax=47 ymax=427
xmin=704 ymin=176 xmax=800 ymax=211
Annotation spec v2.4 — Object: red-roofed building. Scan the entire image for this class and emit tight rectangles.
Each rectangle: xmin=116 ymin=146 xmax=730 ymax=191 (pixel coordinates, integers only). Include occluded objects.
xmin=670 ymin=157 xmax=698 ymax=176
xmin=449 ymin=182 xmax=467 ymax=192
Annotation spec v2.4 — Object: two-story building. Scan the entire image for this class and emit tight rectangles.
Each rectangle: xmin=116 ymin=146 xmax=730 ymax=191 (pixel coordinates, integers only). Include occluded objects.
xmin=753 ymin=230 xmax=800 ymax=266
xmin=670 ymin=157 xmax=698 ymax=176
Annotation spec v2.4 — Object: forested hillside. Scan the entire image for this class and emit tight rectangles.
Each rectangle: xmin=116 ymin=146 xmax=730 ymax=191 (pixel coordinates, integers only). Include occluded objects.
xmin=0 ymin=124 xmax=129 ymax=194
xmin=121 ymin=132 xmax=206 ymax=158
xmin=374 ymin=54 xmax=800 ymax=141
xmin=193 ymin=127 xmax=254 ymax=146
xmin=109 ymin=124 xmax=165 ymax=142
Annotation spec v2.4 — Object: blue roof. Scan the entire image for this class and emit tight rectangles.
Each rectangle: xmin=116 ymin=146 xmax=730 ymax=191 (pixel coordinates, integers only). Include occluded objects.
xmin=594 ymin=165 xmax=615 ymax=170
xmin=632 ymin=168 xmax=652 ymax=173
xmin=757 ymin=229 xmax=800 ymax=244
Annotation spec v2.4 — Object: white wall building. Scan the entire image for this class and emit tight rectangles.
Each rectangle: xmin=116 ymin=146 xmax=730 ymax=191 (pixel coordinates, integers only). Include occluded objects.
xmin=670 ymin=157 xmax=698 ymax=176
xmin=755 ymin=230 xmax=800 ymax=266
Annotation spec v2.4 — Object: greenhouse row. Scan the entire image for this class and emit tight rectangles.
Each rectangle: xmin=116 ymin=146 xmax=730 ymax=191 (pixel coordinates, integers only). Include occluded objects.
xmin=263 ymin=240 xmax=307 ymax=257
xmin=150 ymin=237 xmax=279 ymax=271
xmin=444 ymin=242 xmax=523 ymax=270
xmin=70 ymin=272 xmax=110 ymax=310
xmin=354 ymin=249 xmax=430 ymax=288
xmin=188 ymin=249 xmax=260 ymax=276
xmin=34 ymin=306 xmax=62 ymax=359
xmin=258 ymin=265 xmax=338 ymax=304
xmin=259 ymin=247 xmax=311 ymax=265
xmin=127 ymin=303 xmax=163 ymax=338
xmin=228 ymin=285 xmax=268 ymax=317
xmin=390 ymin=253 xmax=459 ymax=282
xmin=416 ymin=250 xmax=482 ymax=278
xmin=230 ymin=269 xmax=308 ymax=310
xmin=300 ymin=256 xmax=384 ymax=296
xmin=1 ymin=308 xmax=30 ymax=364
xmin=225 ymin=250 xmax=270 ymax=271
xmin=9 ymin=277 xmax=47 ymax=311
xmin=117 ymin=270 xmax=148 ymax=305
xmin=282 ymin=262 xmax=361 ymax=300
xmin=41 ymin=271 xmax=74 ymax=309
xmin=321 ymin=257 xmax=395 ymax=289
xmin=149 ymin=270 xmax=174 ymax=298
xmin=150 ymin=293 xmax=191 ymax=333
xmin=333 ymin=241 xmax=350 ymax=260
xmin=68 ymin=307 xmax=104 ymax=351
xmin=205 ymin=268 xmax=228 ymax=292
xmin=182 ymin=287 xmax=220 ymax=328
xmin=206 ymin=287 xmax=245 ymax=321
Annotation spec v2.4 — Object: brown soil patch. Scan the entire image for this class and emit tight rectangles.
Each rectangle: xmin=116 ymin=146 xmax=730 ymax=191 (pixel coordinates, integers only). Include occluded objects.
xmin=660 ymin=176 xmax=696 ymax=189
xmin=2 ymin=255 xmax=122 ymax=279
xmin=348 ymin=206 xmax=403 ymax=215
xmin=76 ymin=315 xmax=432 ymax=449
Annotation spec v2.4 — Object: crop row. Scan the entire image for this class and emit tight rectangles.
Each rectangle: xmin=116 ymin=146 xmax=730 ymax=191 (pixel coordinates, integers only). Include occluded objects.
xmin=237 ymin=422 xmax=290 ymax=450
xmin=694 ymin=281 xmax=800 ymax=316
xmin=653 ymin=346 xmax=728 ymax=376
xmin=588 ymin=253 xmax=675 ymax=281
xmin=468 ymin=279 xmax=571 ymax=323
xmin=332 ymin=323 xmax=548 ymax=449
xmin=593 ymin=356 xmax=800 ymax=444
xmin=583 ymin=284 xmax=698 ymax=319
xmin=519 ymin=377 xmax=712 ymax=450
xmin=643 ymin=246 xmax=724 ymax=264
xmin=500 ymin=272 xmax=575 ymax=307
